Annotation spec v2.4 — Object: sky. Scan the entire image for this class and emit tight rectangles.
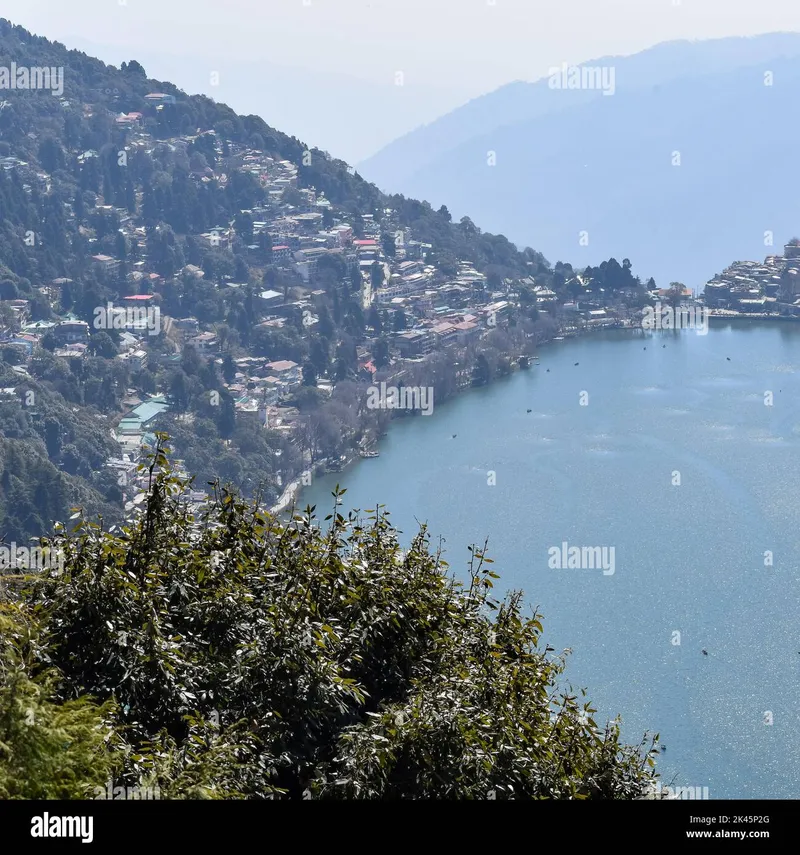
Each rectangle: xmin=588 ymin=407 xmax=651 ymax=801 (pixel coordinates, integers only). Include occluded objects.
xmin=9 ymin=0 xmax=800 ymax=161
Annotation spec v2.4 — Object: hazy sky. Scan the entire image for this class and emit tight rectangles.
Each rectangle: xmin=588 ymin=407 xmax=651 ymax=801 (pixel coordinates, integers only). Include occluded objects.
xmin=10 ymin=0 xmax=800 ymax=160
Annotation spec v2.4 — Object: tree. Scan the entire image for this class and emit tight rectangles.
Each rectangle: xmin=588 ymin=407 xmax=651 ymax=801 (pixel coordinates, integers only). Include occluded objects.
xmin=666 ymin=282 xmax=686 ymax=307
xmin=234 ymin=211 xmax=254 ymax=243
xmin=44 ymin=417 xmax=62 ymax=459
xmin=370 ymin=261 xmax=385 ymax=290
xmin=309 ymin=337 xmax=329 ymax=377
xmin=217 ymin=395 xmax=236 ymax=439
xmin=392 ymin=309 xmax=407 ymax=332
xmin=348 ymin=264 xmax=362 ymax=294
xmin=11 ymin=439 xmax=659 ymax=799
xmin=281 ymin=187 xmax=302 ymax=207
xmin=302 ymin=361 xmax=317 ymax=387
xmin=0 ymin=608 xmax=118 ymax=799
xmin=367 ymin=305 xmax=382 ymax=335
xmin=222 ymin=353 xmax=236 ymax=384
xmin=121 ymin=59 xmax=147 ymax=76
xmin=88 ymin=331 xmax=118 ymax=359
xmin=373 ymin=337 xmax=390 ymax=368
xmin=381 ymin=233 xmax=396 ymax=258
xmin=472 ymin=353 xmax=491 ymax=386
xmin=37 ymin=137 xmax=65 ymax=174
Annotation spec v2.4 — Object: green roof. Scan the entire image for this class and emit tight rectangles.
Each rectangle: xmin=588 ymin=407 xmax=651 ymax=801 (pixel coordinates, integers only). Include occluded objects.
xmin=130 ymin=398 xmax=170 ymax=424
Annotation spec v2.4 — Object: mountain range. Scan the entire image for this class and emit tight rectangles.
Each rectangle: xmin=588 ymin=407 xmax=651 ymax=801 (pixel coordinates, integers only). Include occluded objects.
xmin=359 ymin=33 xmax=800 ymax=286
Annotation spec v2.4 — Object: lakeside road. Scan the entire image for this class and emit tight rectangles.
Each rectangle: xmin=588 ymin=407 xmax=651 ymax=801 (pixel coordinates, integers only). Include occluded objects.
xmin=269 ymin=478 xmax=302 ymax=515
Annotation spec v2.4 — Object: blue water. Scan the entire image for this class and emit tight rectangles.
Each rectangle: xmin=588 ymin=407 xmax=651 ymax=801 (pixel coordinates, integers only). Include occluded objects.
xmin=302 ymin=323 xmax=800 ymax=798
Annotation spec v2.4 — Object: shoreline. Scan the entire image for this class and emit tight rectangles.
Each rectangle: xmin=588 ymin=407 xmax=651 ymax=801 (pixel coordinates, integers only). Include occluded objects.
xmin=275 ymin=320 xmax=625 ymax=516
xmin=275 ymin=311 xmax=800 ymax=517
xmin=269 ymin=478 xmax=302 ymax=515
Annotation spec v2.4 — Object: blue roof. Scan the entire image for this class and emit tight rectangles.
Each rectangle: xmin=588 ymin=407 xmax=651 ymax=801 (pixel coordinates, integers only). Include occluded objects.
xmin=131 ymin=399 xmax=170 ymax=424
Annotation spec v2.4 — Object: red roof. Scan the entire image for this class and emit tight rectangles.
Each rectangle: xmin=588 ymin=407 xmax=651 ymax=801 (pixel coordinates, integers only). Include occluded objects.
xmin=123 ymin=294 xmax=153 ymax=301
xmin=353 ymin=239 xmax=377 ymax=246
xmin=273 ymin=245 xmax=290 ymax=251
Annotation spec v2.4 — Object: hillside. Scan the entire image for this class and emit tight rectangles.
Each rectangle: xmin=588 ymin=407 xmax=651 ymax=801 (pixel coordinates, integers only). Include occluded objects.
xmin=63 ymin=37 xmax=465 ymax=165
xmin=0 ymin=18 xmax=567 ymax=544
xmin=358 ymin=32 xmax=800 ymax=285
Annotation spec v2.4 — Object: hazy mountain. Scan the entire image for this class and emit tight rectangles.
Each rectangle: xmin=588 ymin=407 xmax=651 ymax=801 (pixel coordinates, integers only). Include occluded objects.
xmin=359 ymin=33 xmax=800 ymax=285
xmin=64 ymin=37 xmax=469 ymax=165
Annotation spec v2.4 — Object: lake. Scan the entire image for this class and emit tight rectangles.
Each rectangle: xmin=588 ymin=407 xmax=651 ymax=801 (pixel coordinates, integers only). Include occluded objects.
xmin=302 ymin=322 xmax=800 ymax=798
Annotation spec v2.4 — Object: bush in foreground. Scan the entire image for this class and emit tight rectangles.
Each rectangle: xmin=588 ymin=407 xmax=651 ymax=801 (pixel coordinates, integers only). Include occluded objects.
xmin=1 ymin=436 xmax=659 ymax=798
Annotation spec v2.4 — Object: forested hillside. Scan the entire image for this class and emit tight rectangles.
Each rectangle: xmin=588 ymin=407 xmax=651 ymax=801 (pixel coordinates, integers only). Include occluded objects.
xmin=0 ymin=20 xmax=651 ymax=544
xmin=0 ymin=19 xmax=557 ymax=542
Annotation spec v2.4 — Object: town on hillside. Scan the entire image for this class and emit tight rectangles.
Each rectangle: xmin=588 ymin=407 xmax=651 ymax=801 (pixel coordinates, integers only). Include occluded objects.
xmin=0 ymin=87 xmax=711 ymax=523
xmin=702 ymin=238 xmax=800 ymax=316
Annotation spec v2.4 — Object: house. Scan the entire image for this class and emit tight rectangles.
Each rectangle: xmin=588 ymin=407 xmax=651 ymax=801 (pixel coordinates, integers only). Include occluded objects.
xmin=534 ymin=288 xmax=558 ymax=306
xmin=395 ymin=329 xmax=433 ymax=358
xmin=120 ymin=396 xmax=170 ymax=434
xmin=398 ymin=260 xmax=422 ymax=277
xmin=92 ymin=254 xmax=120 ymax=275
xmin=117 ymin=349 xmax=148 ymax=371
xmin=54 ymin=320 xmax=90 ymax=344
xmin=172 ymin=317 xmax=199 ymax=335
xmin=359 ymin=360 xmax=377 ymax=382
xmin=115 ymin=112 xmax=143 ymax=127
xmin=271 ymin=245 xmax=293 ymax=264
xmin=784 ymin=242 xmax=800 ymax=261
xmin=264 ymin=360 xmax=301 ymax=388
xmin=259 ymin=289 xmax=284 ymax=307
xmin=335 ymin=225 xmax=353 ymax=246
xmin=2 ymin=299 xmax=30 ymax=325
xmin=200 ymin=230 xmax=231 ymax=249
xmin=452 ymin=319 xmax=480 ymax=344
xmin=54 ymin=343 xmax=88 ymax=360
xmin=234 ymin=397 xmax=268 ymax=426
xmin=144 ymin=93 xmax=176 ymax=105
xmin=118 ymin=331 xmax=140 ymax=351
xmin=657 ymin=286 xmax=692 ymax=302
xmin=430 ymin=321 xmax=458 ymax=347
xmin=737 ymin=297 xmax=768 ymax=312
xmin=483 ymin=301 xmax=511 ymax=325
xmin=8 ymin=334 xmax=38 ymax=356
xmin=187 ymin=332 xmax=217 ymax=355
xmin=354 ymin=239 xmax=378 ymax=249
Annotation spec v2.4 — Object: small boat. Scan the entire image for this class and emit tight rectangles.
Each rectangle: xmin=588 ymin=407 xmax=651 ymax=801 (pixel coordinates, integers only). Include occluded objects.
xmin=359 ymin=450 xmax=379 ymax=459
